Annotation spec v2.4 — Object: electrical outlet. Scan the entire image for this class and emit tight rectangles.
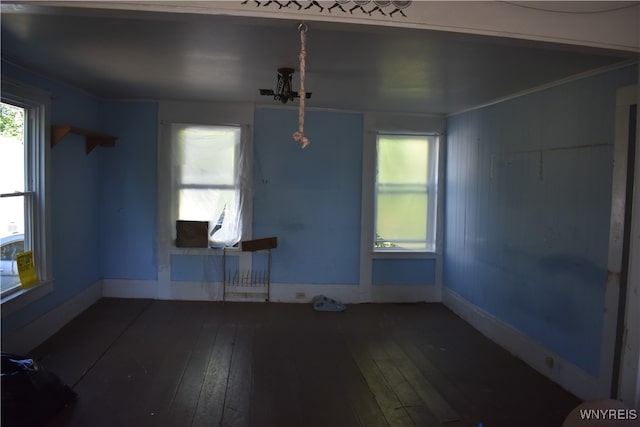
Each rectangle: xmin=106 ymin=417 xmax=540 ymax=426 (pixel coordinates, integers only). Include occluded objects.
xmin=295 ymin=292 xmax=306 ymax=300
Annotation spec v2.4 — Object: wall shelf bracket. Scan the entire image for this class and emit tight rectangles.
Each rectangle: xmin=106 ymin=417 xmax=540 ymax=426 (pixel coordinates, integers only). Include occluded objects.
xmin=51 ymin=125 xmax=117 ymax=154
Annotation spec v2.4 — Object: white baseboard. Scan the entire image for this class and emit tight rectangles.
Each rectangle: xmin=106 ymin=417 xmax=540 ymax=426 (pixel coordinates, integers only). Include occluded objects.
xmin=100 ymin=279 xmax=441 ymax=304
xmin=101 ymin=279 xmax=360 ymax=303
xmin=235 ymin=283 xmax=439 ymax=304
xmin=270 ymin=283 xmax=360 ymax=303
xmin=2 ymin=280 xmax=103 ymax=354
xmin=442 ymin=287 xmax=603 ymax=400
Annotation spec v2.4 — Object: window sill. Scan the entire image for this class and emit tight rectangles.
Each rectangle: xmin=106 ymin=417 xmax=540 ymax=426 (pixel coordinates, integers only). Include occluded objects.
xmin=170 ymin=246 xmax=242 ymax=256
xmin=1 ymin=280 xmax=54 ymax=318
xmin=372 ymin=250 xmax=438 ymax=259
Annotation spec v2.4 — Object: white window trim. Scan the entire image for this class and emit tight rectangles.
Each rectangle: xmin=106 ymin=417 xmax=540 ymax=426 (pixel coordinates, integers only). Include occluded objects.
xmin=359 ymin=112 xmax=446 ymax=301
xmin=172 ymin=123 xmax=246 ymax=247
xmin=1 ymin=77 xmax=53 ymax=314
xmin=374 ymin=132 xmax=440 ymax=253
xmin=157 ymin=101 xmax=254 ymax=297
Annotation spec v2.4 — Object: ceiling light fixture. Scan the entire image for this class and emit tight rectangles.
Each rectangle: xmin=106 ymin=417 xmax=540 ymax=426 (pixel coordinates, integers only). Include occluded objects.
xmin=258 ymin=67 xmax=311 ymax=105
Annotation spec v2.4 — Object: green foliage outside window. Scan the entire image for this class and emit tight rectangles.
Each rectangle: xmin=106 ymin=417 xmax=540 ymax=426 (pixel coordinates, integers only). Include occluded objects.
xmin=0 ymin=103 xmax=24 ymax=140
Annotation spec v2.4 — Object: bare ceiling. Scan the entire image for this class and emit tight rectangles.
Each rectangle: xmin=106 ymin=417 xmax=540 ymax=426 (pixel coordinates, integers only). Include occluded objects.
xmin=1 ymin=3 xmax=636 ymax=115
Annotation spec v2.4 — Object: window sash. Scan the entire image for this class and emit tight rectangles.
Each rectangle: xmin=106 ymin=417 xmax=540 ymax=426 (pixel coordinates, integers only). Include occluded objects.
xmin=1 ymin=79 xmax=52 ymax=301
xmin=0 ymin=192 xmax=33 ymax=296
xmin=374 ymin=134 xmax=438 ymax=252
xmin=175 ymin=125 xmax=240 ymax=187
xmin=171 ymin=123 xmax=244 ymax=247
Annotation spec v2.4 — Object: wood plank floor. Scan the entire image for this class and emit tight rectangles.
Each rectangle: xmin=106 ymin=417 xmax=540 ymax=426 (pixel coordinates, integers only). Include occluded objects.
xmin=27 ymin=299 xmax=580 ymax=427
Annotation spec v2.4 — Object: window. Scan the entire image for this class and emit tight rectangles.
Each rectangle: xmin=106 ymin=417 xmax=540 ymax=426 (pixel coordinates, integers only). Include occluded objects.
xmin=374 ymin=134 xmax=439 ymax=252
xmin=0 ymin=80 xmax=51 ymax=298
xmin=1 ymin=102 xmax=26 ymax=294
xmin=171 ymin=124 xmax=246 ymax=248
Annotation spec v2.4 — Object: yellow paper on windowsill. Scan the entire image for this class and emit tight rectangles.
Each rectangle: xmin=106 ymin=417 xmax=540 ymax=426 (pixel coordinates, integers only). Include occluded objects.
xmin=17 ymin=251 xmax=39 ymax=289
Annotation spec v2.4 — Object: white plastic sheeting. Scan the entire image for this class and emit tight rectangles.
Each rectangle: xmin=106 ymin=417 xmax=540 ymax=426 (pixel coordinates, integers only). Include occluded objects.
xmin=171 ymin=123 xmax=249 ymax=248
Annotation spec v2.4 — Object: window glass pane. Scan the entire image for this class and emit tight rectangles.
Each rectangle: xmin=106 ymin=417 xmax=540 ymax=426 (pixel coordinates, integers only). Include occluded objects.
xmin=0 ymin=102 xmax=26 ymax=236
xmin=376 ymin=192 xmax=427 ymax=241
xmin=0 ymin=195 xmax=24 ymax=237
xmin=178 ymin=188 xmax=241 ymax=247
xmin=0 ymin=235 xmax=22 ymax=292
xmin=172 ymin=123 xmax=244 ymax=248
xmin=176 ymin=126 xmax=239 ymax=186
xmin=0 ymin=101 xmax=26 ymax=294
xmin=375 ymin=133 xmax=437 ymax=251
xmin=0 ymin=103 xmax=25 ymax=195
xmin=378 ymin=136 xmax=428 ymax=185
xmin=178 ymin=189 xmax=235 ymax=221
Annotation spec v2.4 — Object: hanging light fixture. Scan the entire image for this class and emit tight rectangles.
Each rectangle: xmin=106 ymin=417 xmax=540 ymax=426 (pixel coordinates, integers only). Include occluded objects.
xmin=259 ymin=67 xmax=311 ymax=105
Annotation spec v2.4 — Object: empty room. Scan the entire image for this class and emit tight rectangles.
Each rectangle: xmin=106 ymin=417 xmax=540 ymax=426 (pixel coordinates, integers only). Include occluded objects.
xmin=1 ymin=1 xmax=639 ymax=426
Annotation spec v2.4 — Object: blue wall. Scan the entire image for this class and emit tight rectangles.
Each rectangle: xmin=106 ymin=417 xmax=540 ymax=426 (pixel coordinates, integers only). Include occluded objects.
xmin=373 ymin=259 xmax=436 ymax=285
xmin=99 ymin=101 xmax=158 ymax=280
xmin=2 ymin=61 xmax=102 ymax=335
xmin=444 ymin=65 xmax=638 ymax=375
xmin=1 ymin=61 xmax=157 ymax=337
xmin=2 ymin=63 xmax=106 ymax=309
xmin=253 ymin=108 xmax=363 ymax=285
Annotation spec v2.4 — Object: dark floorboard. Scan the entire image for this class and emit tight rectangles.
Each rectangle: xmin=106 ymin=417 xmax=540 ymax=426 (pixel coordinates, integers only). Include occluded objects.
xmin=25 ymin=298 xmax=581 ymax=427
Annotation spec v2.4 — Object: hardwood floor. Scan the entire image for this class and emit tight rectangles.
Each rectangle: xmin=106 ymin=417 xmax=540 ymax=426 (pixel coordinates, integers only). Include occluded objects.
xmin=27 ymin=299 xmax=580 ymax=427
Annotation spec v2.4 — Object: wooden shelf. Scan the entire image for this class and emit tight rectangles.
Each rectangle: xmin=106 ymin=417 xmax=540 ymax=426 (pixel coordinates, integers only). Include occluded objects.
xmin=51 ymin=125 xmax=117 ymax=154
xmin=241 ymin=237 xmax=278 ymax=252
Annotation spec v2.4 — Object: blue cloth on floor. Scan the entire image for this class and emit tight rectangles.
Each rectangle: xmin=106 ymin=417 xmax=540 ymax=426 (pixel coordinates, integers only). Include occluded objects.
xmin=312 ymin=295 xmax=346 ymax=312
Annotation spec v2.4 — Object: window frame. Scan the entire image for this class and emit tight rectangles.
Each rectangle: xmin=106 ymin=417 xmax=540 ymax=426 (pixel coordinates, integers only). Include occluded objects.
xmin=157 ymin=101 xmax=254 ymax=298
xmin=1 ymin=77 xmax=53 ymax=312
xmin=171 ymin=123 xmax=246 ymax=247
xmin=374 ymin=132 xmax=440 ymax=253
xmin=359 ymin=112 xmax=446 ymax=301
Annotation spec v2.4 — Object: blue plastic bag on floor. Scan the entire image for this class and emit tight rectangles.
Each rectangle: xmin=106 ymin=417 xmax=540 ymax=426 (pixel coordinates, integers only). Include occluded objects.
xmin=312 ymin=295 xmax=346 ymax=312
